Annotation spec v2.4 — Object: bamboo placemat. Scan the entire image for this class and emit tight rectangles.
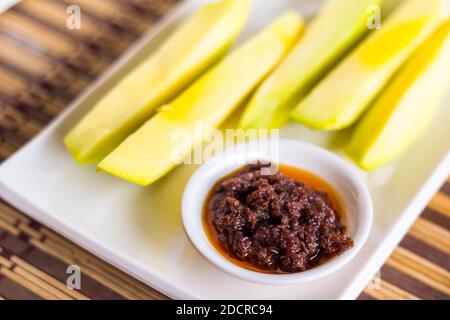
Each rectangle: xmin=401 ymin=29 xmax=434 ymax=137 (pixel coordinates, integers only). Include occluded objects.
xmin=0 ymin=0 xmax=449 ymax=300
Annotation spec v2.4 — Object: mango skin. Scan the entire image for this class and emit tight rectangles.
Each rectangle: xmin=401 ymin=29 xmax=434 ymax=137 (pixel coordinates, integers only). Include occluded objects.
xmin=345 ymin=21 xmax=450 ymax=170
xmin=239 ymin=0 xmax=382 ymax=130
xmin=290 ymin=0 xmax=448 ymax=131
xmin=98 ymin=12 xmax=304 ymax=186
xmin=64 ymin=0 xmax=251 ymax=165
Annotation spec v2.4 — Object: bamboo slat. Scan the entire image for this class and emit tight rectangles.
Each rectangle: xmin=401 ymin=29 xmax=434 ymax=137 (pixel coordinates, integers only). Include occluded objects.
xmin=10 ymin=256 xmax=89 ymax=300
xmin=388 ymin=248 xmax=450 ymax=295
xmin=409 ymin=218 xmax=450 ymax=255
xmin=0 ymin=267 xmax=61 ymax=300
xmin=364 ymin=278 xmax=420 ymax=300
xmin=429 ymin=192 xmax=450 ymax=218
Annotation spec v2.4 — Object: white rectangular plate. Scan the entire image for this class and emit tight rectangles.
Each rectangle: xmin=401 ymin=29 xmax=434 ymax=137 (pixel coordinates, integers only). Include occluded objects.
xmin=0 ymin=0 xmax=449 ymax=299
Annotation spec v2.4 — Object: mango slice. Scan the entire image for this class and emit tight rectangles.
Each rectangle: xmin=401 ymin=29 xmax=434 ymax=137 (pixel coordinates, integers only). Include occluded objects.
xmin=290 ymin=0 xmax=448 ymax=130
xmin=345 ymin=21 xmax=450 ymax=170
xmin=64 ymin=0 xmax=250 ymax=165
xmin=239 ymin=0 xmax=382 ymax=129
xmin=98 ymin=12 xmax=304 ymax=186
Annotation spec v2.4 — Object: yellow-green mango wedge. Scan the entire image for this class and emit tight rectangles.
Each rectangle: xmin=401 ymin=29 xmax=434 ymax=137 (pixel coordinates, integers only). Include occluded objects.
xmin=345 ymin=21 xmax=450 ymax=170
xmin=290 ymin=0 xmax=448 ymax=130
xmin=239 ymin=0 xmax=382 ymax=129
xmin=98 ymin=11 xmax=304 ymax=186
xmin=64 ymin=0 xmax=250 ymax=165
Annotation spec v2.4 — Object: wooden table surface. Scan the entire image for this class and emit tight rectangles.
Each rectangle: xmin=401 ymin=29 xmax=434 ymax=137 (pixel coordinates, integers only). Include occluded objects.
xmin=0 ymin=0 xmax=449 ymax=300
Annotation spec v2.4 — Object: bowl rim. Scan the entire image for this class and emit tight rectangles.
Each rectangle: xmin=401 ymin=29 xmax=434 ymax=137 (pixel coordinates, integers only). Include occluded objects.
xmin=181 ymin=139 xmax=373 ymax=285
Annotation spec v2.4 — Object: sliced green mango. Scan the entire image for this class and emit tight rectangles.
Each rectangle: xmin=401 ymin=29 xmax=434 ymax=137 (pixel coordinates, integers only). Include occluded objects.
xmin=345 ymin=21 xmax=450 ymax=170
xmin=98 ymin=11 xmax=304 ymax=186
xmin=64 ymin=0 xmax=250 ymax=165
xmin=239 ymin=0 xmax=382 ymax=129
xmin=290 ymin=0 xmax=448 ymax=130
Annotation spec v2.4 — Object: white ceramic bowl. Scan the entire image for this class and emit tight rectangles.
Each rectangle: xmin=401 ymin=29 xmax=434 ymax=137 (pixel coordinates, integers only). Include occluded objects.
xmin=182 ymin=139 xmax=372 ymax=285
